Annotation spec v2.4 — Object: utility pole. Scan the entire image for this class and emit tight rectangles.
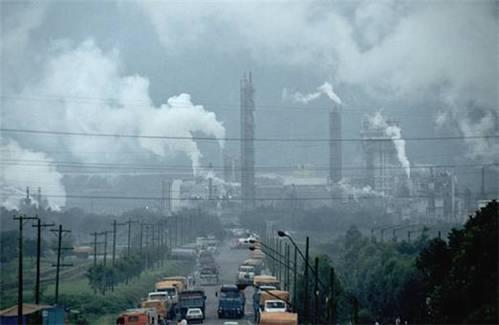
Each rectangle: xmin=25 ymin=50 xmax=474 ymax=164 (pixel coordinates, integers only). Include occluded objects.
xmin=168 ymin=217 xmax=172 ymax=250
xmin=293 ymin=246 xmax=297 ymax=309
xmin=481 ymin=166 xmax=485 ymax=197
xmin=329 ymin=267 xmax=336 ymax=323
xmin=139 ymin=223 xmax=144 ymax=254
xmin=285 ymin=243 xmax=290 ymax=291
xmin=99 ymin=230 xmax=111 ymax=294
xmin=112 ymin=220 xmax=117 ymax=267
xmin=111 ymin=220 xmax=127 ymax=291
xmin=13 ymin=214 xmax=38 ymax=324
xmin=126 ymin=219 xmax=138 ymax=256
xmin=32 ymin=219 xmax=54 ymax=304
xmin=180 ymin=215 xmax=184 ymax=246
xmin=314 ymin=256 xmax=319 ymax=324
xmin=50 ymin=225 xmax=72 ymax=304
xmin=303 ymin=236 xmax=309 ymax=322
xmin=90 ymin=232 xmax=100 ymax=294
xmin=175 ymin=215 xmax=178 ymax=247
xmin=90 ymin=232 xmax=99 ymax=267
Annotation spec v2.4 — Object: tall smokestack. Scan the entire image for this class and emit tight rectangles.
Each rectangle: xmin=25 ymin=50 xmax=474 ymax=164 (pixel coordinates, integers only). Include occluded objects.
xmin=162 ymin=180 xmax=172 ymax=215
xmin=240 ymin=72 xmax=256 ymax=210
xmin=329 ymin=104 xmax=342 ymax=183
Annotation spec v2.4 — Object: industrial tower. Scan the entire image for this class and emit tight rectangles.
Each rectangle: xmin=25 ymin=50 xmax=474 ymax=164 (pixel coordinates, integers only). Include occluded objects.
xmin=240 ymin=72 xmax=256 ymax=210
xmin=329 ymin=104 xmax=342 ymax=183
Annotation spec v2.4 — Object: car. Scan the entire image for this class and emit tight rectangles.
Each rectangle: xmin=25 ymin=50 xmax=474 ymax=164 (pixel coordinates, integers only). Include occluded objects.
xmin=186 ymin=308 xmax=204 ymax=324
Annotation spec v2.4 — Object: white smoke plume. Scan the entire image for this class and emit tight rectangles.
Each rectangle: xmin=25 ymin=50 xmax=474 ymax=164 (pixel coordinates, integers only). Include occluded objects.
xmin=0 ymin=139 xmax=66 ymax=209
xmin=139 ymin=1 xmax=496 ymax=163
xmin=367 ymin=112 xmax=411 ymax=178
xmin=337 ymin=178 xmax=384 ymax=201
xmin=3 ymin=39 xmax=226 ymax=177
xmin=283 ymin=82 xmax=342 ymax=105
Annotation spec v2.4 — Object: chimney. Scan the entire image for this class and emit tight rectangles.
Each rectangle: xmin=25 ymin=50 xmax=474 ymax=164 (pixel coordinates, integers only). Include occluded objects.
xmin=329 ymin=104 xmax=342 ymax=183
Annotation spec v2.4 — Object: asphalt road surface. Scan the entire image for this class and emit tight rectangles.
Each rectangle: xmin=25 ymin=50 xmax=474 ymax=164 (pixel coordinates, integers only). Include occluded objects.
xmin=196 ymin=241 xmax=256 ymax=325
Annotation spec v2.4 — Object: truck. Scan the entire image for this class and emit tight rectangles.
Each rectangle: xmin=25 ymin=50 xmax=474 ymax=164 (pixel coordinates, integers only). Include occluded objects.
xmin=141 ymin=299 xmax=174 ymax=322
xmin=263 ymin=300 xmax=287 ymax=313
xmin=171 ymin=247 xmax=197 ymax=259
xmin=242 ymin=258 xmax=263 ymax=275
xmin=251 ymin=249 xmax=265 ymax=260
xmin=162 ymin=276 xmax=188 ymax=289
xmin=253 ymin=275 xmax=280 ymax=289
xmin=177 ymin=289 xmax=206 ymax=320
xmin=199 ymin=266 xmax=219 ymax=286
xmin=154 ymin=279 xmax=184 ymax=305
xmin=258 ymin=312 xmax=298 ymax=325
xmin=236 ymin=264 xmax=255 ymax=286
xmin=217 ymin=284 xmax=245 ymax=319
xmin=252 ymin=285 xmax=278 ymax=321
xmin=256 ymin=290 xmax=290 ymax=322
xmin=116 ymin=308 xmax=159 ymax=325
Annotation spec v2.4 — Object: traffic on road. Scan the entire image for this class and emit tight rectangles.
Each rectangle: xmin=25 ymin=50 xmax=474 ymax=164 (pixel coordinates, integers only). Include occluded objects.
xmin=116 ymin=232 xmax=298 ymax=325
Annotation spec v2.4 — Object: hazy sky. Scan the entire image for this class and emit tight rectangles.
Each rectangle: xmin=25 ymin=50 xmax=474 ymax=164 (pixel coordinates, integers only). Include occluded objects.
xmin=1 ymin=0 xmax=498 ymax=207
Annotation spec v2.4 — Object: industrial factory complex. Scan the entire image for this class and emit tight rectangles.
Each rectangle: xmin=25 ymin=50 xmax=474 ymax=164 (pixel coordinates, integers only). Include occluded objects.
xmin=50 ymin=74 xmax=496 ymax=225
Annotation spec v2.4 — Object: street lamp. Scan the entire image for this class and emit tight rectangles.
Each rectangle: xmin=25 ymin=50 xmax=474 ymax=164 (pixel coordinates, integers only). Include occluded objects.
xmin=249 ymin=246 xmax=295 ymax=272
xmin=278 ymin=231 xmax=310 ymax=321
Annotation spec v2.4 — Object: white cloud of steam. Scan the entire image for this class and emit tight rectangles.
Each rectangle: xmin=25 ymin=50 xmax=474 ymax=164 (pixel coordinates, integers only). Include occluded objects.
xmin=283 ymin=82 xmax=342 ymax=106
xmin=139 ymin=0 xmax=497 ymax=162
xmin=367 ymin=112 xmax=411 ymax=178
xmin=0 ymin=139 xmax=66 ymax=209
xmin=337 ymin=178 xmax=384 ymax=201
xmin=3 ymin=39 xmax=226 ymax=176
xmin=385 ymin=125 xmax=411 ymax=179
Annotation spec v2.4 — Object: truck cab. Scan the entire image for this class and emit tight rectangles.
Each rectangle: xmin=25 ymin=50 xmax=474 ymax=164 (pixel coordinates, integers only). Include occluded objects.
xmin=154 ymin=281 xmax=179 ymax=304
xmin=116 ymin=308 xmax=159 ymax=325
xmin=178 ymin=289 xmax=206 ymax=320
xmin=217 ymin=284 xmax=245 ymax=319
xmin=236 ymin=265 xmax=255 ymax=285
xmin=263 ymin=300 xmax=287 ymax=313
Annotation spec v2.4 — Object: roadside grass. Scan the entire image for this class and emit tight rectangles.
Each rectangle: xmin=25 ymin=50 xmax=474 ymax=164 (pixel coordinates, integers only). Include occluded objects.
xmin=2 ymin=256 xmax=194 ymax=323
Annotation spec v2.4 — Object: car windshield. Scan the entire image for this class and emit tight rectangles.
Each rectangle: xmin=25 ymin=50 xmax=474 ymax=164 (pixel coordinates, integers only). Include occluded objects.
xmin=149 ymin=294 xmax=166 ymax=300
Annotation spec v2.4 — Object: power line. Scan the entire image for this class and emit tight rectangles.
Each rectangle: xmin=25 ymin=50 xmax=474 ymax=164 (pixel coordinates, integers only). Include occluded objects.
xmin=0 ymin=158 xmax=495 ymax=172
xmin=3 ymin=192 xmax=498 ymax=202
xmin=0 ymin=94 xmax=435 ymax=115
xmin=1 ymin=127 xmax=496 ymax=143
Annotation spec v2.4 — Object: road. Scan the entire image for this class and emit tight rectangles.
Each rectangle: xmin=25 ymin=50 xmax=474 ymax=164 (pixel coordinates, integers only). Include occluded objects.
xmin=196 ymin=241 xmax=255 ymax=325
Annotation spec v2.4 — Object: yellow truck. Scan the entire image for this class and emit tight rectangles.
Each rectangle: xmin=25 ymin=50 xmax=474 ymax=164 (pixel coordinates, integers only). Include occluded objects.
xmin=243 ymin=258 xmax=264 ymax=274
xmin=140 ymin=299 xmax=173 ymax=322
xmin=155 ymin=280 xmax=183 ymax=305
xmin=251 ymin=249 xmax=266 ymax=260
xmin=162 ymin=276 xmax=187 ymax=289
xmin=253 ymin=275 xmax=280 ymax=288
xmin=259 ymin=312 xmax=298 ymax=325
xmin=259 ymin=290 xmax=289 ymax=307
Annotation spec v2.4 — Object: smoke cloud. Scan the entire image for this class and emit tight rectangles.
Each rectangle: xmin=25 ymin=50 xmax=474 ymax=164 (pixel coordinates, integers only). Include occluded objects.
xmin=367 ymin=112 xmax=411 ymax=178
xmin=283 ymin=82 xmax=342 ymax=105
xmin=3 ymin=39 xmax=226 ymax=178
xmin=0 ymin=139 xmax=66 ymax=209
xmin=337 ymin=178 xmax=384 ymax=201
xmin=139 ymin=0 xmax=497 ymax=162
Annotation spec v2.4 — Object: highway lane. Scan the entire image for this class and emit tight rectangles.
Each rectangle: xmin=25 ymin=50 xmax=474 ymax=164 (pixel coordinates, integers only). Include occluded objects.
xmin=196 ymin=241 xmax=255 ymax=325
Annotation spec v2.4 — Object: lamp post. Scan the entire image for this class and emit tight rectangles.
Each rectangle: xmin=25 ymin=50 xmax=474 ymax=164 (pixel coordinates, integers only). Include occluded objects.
xmin=249 ymin=246 xmax=295 ymax=273
xmin=277 ymin=231 xmax=310 ymax=322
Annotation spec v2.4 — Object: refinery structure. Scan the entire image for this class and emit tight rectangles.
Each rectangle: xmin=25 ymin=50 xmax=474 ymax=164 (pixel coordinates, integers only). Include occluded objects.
xmin=51 ymin=74 xmax=496 ymax=226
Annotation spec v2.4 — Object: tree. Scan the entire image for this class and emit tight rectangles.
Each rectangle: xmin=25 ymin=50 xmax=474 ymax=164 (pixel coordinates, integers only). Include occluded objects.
xmin=416 ymin=200 xmax=498 ymax=324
